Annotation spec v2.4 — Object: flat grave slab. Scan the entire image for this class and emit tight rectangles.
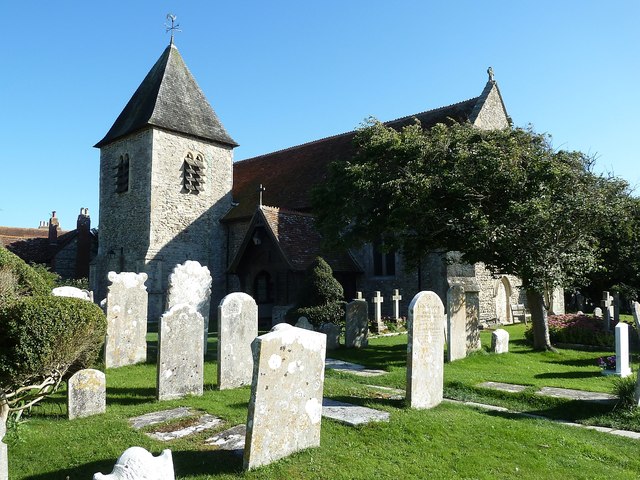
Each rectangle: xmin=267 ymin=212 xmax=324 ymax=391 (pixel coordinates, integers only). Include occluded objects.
xmin=322 ymin=398 xmax=390 ymax=426
xmin=536 ymin=387 xmax=617 ymax=403
xmin=205 ymin=424 xmax=246 ymax=455
xmin=477 ymin=381 xmax=527 ymax=393
xmin=365 ymin=385 xmax=405 ymax=400
xmin=148 ymin=414 xmax=223 ymax=441
xmin=129 ymin=407 xmax=193 ymax=430
xmin=325 ymin=358 xmax=386 ymax=377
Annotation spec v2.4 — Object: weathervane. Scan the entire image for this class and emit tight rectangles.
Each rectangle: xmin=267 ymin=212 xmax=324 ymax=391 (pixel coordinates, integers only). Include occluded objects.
xmin=165 ymin=14 xmax=181 ymax=45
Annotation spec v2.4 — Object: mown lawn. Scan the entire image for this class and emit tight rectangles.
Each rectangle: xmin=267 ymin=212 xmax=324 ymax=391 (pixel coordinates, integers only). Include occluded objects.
xmin=7 ymin=324 xmax=640 ymax=479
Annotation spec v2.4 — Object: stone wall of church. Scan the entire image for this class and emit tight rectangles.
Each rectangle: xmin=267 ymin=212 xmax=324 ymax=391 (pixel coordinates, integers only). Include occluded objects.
xmin=472 ymin=85 xmax=510 ymax=130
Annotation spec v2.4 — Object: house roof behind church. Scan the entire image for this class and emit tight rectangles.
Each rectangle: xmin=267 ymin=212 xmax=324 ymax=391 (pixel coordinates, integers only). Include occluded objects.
xmin=0 ymin=227 xmax=74 ymax=265
xmin=95 ymin=44 xmax=237 ymax=148
xmin=226 ymin=96 xmax=480 ymax=221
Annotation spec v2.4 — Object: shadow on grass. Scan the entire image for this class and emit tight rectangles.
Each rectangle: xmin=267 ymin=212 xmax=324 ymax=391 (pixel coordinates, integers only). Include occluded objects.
xmin=534 ymin=371 xmax=601 ymax=379
xmin=329 ymin=343 xmax=407 ymax=369
xmin=543 ymin=357 xmax=602 ymax=367
xmin=328 ymin=394 xmax=404 ymax=410
xmin=480 ymin=398 xmax=615 ymax=424
xmin=107 ymin=386 xmax=157 ymax=405
xmin=24 ymin=449 xmax=243 ymax=480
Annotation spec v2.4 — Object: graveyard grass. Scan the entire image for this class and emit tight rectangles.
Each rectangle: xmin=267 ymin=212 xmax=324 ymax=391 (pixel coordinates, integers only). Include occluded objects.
xmin=7 ymin=323 xmax=640 ymax=479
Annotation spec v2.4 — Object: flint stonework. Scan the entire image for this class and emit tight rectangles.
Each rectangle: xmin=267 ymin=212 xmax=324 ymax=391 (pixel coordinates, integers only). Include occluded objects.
xmin=244 ymin=324 xmax=326 ymax=470
xmin=217 ymin=292 xmax=258 ymax=390
xmin=157 ymin=304 xmax=204 ymax=400
xmin=67 ymin=369 xmax=106 ymax=420
xmin=406 ymin=291 xmax=445 ymax=409
xmin=166 ymin=260 xmax=212 ymax=353
xmin=104 ymin=271 xmax=148 ymax=368
xmin=345 ymin=299 xmax=368 ymax=348
xmin=491 ymin=329 xmax=509 ymax=353
xmin=446 ymin=285 xmax=466 ymax=362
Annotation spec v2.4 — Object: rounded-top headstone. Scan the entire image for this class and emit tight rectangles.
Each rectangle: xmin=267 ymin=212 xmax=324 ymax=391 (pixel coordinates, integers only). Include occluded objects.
xmin=491 ymin=328 xmax=509 ymax=354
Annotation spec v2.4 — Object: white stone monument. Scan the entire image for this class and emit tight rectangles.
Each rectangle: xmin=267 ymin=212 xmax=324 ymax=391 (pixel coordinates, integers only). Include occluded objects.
xmin=392 ymin=289 xmax=402 ymax=320
xmin=406 ymin=291 xmax=445 ymax=409
xmin=93 ymin=447 xmax=174 ymax=480
xmin=491 ymin=329 xmax=509 ymax=354
xmin=104 ymin=272 xmax=148 ymax=369
xmin=371 ymin=291 xmax=386 ymax=333
xmin=67 ymin=369 xmax=106 ymax=420
xmin=446 ymin=285 xmax=467 ymax=362
xmin=602 ymin=291 xmax=614 ymax=331
xmin=217 ymin=292 xmax=258 ymax=390
xmin=244 ymin=324 xmax=326 ymax=470
xmin=614 ymin=322 xmax=632 ymax=378
xmin=166 ymin=260 xmax=212 ymax=354
xmin=157 ymin=304 xmax=204 ymax=400
xmin=52 ymin=286 xmax=93 ymax=302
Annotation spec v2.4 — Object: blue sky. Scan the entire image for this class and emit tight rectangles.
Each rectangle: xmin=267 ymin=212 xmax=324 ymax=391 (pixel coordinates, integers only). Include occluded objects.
xmin=1 ymin=1 xmax=638 ymax=230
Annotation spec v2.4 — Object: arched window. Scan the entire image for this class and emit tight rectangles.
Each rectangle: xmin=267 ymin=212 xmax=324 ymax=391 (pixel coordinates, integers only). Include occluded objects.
xmin=253 ymin=271 xmax=272 ymax=304
xmin=183 ymin=152 xmax=204 ymax=194
xmin=116 ymin=154 xmax=129 ymax=193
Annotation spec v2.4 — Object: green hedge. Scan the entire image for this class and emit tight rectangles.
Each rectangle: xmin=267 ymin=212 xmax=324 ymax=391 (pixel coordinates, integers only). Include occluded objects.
xmin=0 ymin=295 xmax=107 ymax=391
xmin=0 ymin=247 xmax=51 ymax=301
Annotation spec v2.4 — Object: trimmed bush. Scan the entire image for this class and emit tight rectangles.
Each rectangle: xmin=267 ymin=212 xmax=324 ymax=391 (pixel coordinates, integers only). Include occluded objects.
xmin=0 ymin=247 xmax=51 ymax=302
xmin=0 ymin=295 xmax=107 ymax=392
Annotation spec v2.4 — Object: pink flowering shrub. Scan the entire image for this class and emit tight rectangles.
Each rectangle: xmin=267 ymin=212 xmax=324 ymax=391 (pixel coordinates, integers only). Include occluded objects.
xmin=525 ymin=313 xmax=615 ymax=347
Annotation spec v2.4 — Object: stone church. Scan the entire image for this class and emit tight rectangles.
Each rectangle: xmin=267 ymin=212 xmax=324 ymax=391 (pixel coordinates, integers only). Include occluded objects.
xmin=91 ymin=41 xmax=552 ymax=326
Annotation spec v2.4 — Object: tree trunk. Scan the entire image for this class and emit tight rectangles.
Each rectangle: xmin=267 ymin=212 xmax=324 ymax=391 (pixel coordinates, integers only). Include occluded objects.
xmin=526 ymin=289 xmax=556 ymax=351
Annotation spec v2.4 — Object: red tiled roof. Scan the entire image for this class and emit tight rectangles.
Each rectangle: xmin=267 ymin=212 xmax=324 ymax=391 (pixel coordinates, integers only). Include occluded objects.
xmin=0 ymin=227 xmax=74 ymax=265
xmin=225 ymin=96 xmax=480 ymax=221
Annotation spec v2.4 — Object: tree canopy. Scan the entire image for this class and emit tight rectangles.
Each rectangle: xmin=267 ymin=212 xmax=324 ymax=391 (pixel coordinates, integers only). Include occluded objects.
xmin=313 ymin=120 xmax=633 ymax=349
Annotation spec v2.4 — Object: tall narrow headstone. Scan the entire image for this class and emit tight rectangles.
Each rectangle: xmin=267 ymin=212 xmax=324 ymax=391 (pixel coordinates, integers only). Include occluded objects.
xmin=93 ymin=447 xmax=174 ymax=480
xmin=615 ymin=322 xmax=632 ymax=378
xmin=166 ymin=261 xmax=212 ymax=354
xmin=217 ymin=293 xmax=258 ymax=390
xmin=67 ymin=369 xmax=106 ymax=420
xmin=406 ymin=291 xmax=445 ymax=409
xmin=345 ymin=299 xmax=368 ymax=348
xmin=613 ymin=291 xmax=621 ymax=323
xmin=104 ymin=272 xmax=148 ymax=369
xmin=244 ymin=324 xmax=326 ymax=470
xmin=157 ymin=304 xmax=204 ymax=400
xmin=446 ymin=285 xmax=466 ymax=362
xmin=491 ymin=329 xmax=509 ymax=354
xmin=392 ymin=289 xmax=402 ymax=320
xmin=0 ymin=417 xmax=7 ymax=480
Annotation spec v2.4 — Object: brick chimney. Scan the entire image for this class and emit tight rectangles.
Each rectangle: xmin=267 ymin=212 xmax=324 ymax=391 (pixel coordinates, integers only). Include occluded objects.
xmin=48 ymin=211 xmax=59 ymax=245
xmin=75 ymin=208 xmax=91 ymax=278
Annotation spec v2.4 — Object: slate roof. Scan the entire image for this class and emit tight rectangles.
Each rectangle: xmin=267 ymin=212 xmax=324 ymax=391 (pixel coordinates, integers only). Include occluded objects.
xmin=225 ymin=95 xmax=482 ymax=221
xmin=95 ymin=43 xmax=237 ymax=148
xmin=229 ymin=206 xmax=362 ymax=273
xmin=0 ymin=227 xmax=74 ymax=264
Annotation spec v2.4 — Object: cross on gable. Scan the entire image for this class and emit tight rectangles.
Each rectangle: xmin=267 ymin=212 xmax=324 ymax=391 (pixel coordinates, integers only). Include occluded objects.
xmin=372 ymin=291 xmax=383 ymax=304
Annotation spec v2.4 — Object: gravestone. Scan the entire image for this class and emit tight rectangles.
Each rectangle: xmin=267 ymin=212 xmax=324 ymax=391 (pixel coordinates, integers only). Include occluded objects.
xmin=602 ymin=291 xmax=614 ymax=331
xmin=631 ymin=302 xmax=640 ymax=406
xmin=217 ymin=292 xmax=258 ymax=390
xmin=371 ymin=291 xmax=387 ymax=333
xmin=104 ymin=271 xmax=148 ymax=369
xmin=52 ymin=286 xmax=93 ymax=302
xmin=392 ymin=289 xmax=402 ymax=320
xmin=244 ymin=324 xmax=326 ymax=470
xmin=0 ymin=418 xmax=7 ymax=480
xmin=345 ymin=299 xmax=368 ymax=348
xmin=406 ymin=291 xmax=445 ymax=409
xmin=93 ymin=447 xmax=174 ymax=480
xmin=67 ymin=369 xmax=106 ymax=420
xmin=355 ymin=291 xmax=363 ymax=300
xmin=613 ymin=291 xmax=621 ymax=323
xmin=491 ymin=329 xmax=509 ymax=354
xmin=614 ymin=322 xmax=632 ymax=378
xmin=319 ymin=322 xmax=340 ymax=350
xmin=271 ymin=305 xmax=293 ymax=327
xmin=593 ymin=307 xmax=603 ymax=318
xmin=446 ymin=285 xmax=466 ymax=362
xmin=157 ymin=304 xmax=204 ymax=400
xmin=296 ymin=316 xmax=314 ymax=330
xmin=166 ymin=260 xmax=212 ymax=354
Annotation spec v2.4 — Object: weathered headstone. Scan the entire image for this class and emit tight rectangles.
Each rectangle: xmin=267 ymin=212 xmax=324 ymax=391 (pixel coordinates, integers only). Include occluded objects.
xmin=614 ymin=322 xmax=632 ymax=378
xmin=93 ymin=447 xmax=174 ymax=480
xmin=594 ymin=307 xmax=603 ymax=318
xmin=271 ymin=305 xmax=293 ymax=327
xmin=392 ymin=289 xmax=402 ymax=320
xmin=319 ymin=322 xmax=340 ymax=350
xmin=371 ymin=291 xmax=387 ymax=333
xmin=244 ymin=324 xmax=326 ymax=470
xmin=166 ymin=260 xmax=212 ymax=354
xmin=602 ymin=291 xmax=614 ymax=331
xmin=295 ymin=316 xmax=314 ymax=330
xmin=157 ymin=304 xmax=204 ymax=400
xmin=52 ymin=286 xmax=93 ymax=302
xmin=446 ymin=285 xmax=466 ymax=362
xmin=67 ymin=369 xmax=106 ymax=420
xmin=217 ymin=292 xmax=258 ymax=390
xmin=631 ymin=301 xmax=640 ymax=406
xmin=491 ymin=329 xmax=509 ymax=354
xmin=345 ymin=299 xmax=368 ymax=348
xmin=406 ymin=291 xmax=445 ymax=409
xmin=0 ymin=417 xmax=7 ymax=480
xmin=104 ymin=271 xmax=148 ymax=369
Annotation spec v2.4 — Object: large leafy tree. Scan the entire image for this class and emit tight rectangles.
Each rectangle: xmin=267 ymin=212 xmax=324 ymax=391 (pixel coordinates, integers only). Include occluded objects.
xmin=313 ymin=120 xmax=629 ymax=350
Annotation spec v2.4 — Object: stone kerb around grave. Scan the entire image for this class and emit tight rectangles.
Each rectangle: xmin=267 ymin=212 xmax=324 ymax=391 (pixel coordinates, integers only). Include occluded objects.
xmin=67 ymin=369 xmax=106 ymax=420
xmin=104 ymin=271 xmax=148 ymax=369
xmin=406 ymin=291 xmax=445 ymax=409
xmin=166 ymin=260 xmax=212 ymax=354
xmin=217 ymin=292 xmax=258 ymax=390
xmin=157 ymin=304 xmax=204 ymax=401
xmin=244 ymin=324 xmax=327 ymax=470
